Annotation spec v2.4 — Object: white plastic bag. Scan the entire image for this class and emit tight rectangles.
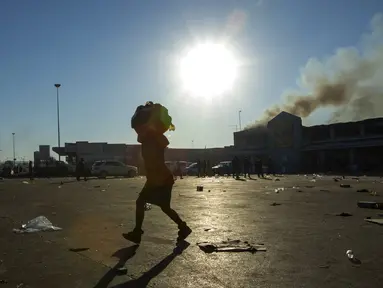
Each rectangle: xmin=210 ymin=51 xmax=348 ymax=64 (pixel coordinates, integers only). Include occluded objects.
xmin=13 ymin=216 xmax=62 ymax=233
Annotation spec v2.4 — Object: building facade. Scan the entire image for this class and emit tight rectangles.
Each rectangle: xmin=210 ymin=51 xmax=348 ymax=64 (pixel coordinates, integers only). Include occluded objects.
xmin=234 ymin=111 xmax=383 ymax=173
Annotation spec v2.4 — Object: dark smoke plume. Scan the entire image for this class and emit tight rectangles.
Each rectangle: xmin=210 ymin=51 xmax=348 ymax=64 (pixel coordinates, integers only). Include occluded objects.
xmin=246 ymin=13 xmax=383 ymax=129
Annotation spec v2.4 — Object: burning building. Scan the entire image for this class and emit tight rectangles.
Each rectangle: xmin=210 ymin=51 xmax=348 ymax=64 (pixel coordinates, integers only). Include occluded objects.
xmin=234 ymin=111 xmax=383 ymax=174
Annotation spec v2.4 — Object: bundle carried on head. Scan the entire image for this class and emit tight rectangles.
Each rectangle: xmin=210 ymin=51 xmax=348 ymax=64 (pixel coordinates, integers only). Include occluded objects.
xmin=131 ymin=101 xmax=175 ymax=137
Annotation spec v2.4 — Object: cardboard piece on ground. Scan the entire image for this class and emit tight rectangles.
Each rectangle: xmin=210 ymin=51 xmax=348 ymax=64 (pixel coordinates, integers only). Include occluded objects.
xmin=365 ymin=218 xmax=383 ymax=225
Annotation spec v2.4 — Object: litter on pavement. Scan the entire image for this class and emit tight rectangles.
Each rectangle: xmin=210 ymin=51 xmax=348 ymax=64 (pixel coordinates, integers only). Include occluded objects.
xmin=357 ymin=201 xmax=383 ymax=209
xmin=197 ymin=239 xmax=266 ymax=254
xmin=340 ymin=184 xmax=351 ymax=188
xmin=364 ymin=218 xmax=383 ymax=225
xmin=13 ymin=216 xmax=62 ymax=233
xmin=335 ymin=212 xmax=353 ymax=217
xmin=270 ymin=202 xmax=281 ymax=206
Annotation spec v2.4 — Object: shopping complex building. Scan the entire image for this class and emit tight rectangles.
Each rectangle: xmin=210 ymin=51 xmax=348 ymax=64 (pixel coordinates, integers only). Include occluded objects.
xmin=51 ymin=111 xmax=383 ymax=173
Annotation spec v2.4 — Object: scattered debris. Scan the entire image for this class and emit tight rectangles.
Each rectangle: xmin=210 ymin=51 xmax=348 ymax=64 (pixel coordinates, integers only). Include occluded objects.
xmin=197 ymin=185 xmax=203 ymax=191
xmin=116 ymin=267 xmax=127 ymax=275
xmin=364 ymin=218 xmax=383 ymax=225
xmin=0 ymin=279 xmax=8 ymax=284
xmin=94 ymin=185 xmax=101 ymax=188
xmin=275 ymin=179 xmax=280 ymax=181
xmin=204 ymin=228 xmax=214 ymax=232
xmin=340 ymin=184 xmax=351 ymax=188
xmin=270 ymin=202 xmax=281 ymax=206
xmin=346 ymin=249 xmax=354 ymax=259
xmin=310 ymin=179 xmax=316 ymax=182
xmin=357 ymin=189 xmax=369 ymax=193
xmin=305 ymin=186 xmax=314 ymax=188
xmin=101 ymin=189 xmax=106 ymax=192
xmin=357 ymin=201 xmax=383 ymax=209
xmin=144 ymin=203 xmax=152 ymax=211
xmin=319 ymin=265 xmax=330 ymax=269
xmin=352 ymin=177 xmax=360 ymax=180
xmin=275 ymin=188 xmax=284 ymax=193
xmin=69 ymin=248 xmax=89 ymax=252
xmin=336 ymin=212 xmax=353 ymax=217
xmin=370 ymin=191 xmax=378 ymax=196
xmin=13 ymin=216 xmax=62 ymax=233
xmin=197 ymin=239 xmax=266 ymax=254
xmin=320 ymin=189 xmax=330 ymax=192
xmin=22 ymin=181 xmax=29 ymax=184
xmin=346 ymin=250 xmax=362 ymax=264
xmin=334 ymin=178 xmax=339 ymax=182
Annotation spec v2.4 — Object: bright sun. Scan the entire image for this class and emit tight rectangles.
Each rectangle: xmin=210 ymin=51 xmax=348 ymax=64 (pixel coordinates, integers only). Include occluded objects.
xmin=180 ymin=43 xmax=238 ymax=98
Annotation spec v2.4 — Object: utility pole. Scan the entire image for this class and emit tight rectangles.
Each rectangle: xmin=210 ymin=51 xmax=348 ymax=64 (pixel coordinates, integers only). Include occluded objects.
xmin=12 ymin=133 xmax=15 ymax=167
xmin=238 ymin=110 xmax=242 ymax=131
xmin=55 ymin=84 xmax=61 ymax=161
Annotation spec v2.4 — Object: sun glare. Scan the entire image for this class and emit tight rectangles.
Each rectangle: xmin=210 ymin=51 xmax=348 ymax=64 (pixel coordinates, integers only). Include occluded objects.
xmin=180 ymin=43 xmax=238 ymax=98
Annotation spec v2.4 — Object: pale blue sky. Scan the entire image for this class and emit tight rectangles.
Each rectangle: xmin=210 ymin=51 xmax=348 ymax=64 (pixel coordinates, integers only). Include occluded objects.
xmin=1 ymin=0 xmax=382 ymax=161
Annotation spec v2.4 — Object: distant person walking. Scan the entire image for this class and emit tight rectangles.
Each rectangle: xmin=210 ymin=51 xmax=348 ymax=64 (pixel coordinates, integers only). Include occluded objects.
xmin=202 ymin=160 xmax=207 ymax=177
xmin=206 ymin=160 xmax=211 ymax=177
xmin=29 ymin=161 xmax=34 ymax=180
xmin=76 ymin=158 xmax=87 ymax=181
xmin=176 ymin=161 xmax=183 ymax=179
xmin=244 ymin=157 xmax=251 ymax=178
xmin=232 ymin=156 xmax=240 ymax=179
xmin=256 ymin=158 xmax=264 ymax=178
xmin=197 ymin=159 xmax=201 ymax=178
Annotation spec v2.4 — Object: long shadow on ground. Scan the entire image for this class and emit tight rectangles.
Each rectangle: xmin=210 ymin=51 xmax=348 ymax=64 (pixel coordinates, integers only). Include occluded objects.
xmin=110 ymin=240 xmax=190 ymax=288
xmin=94 ymin=241 xmax=190 ymax=288
xmin=93 ymin=245 xmax=139 ymax=288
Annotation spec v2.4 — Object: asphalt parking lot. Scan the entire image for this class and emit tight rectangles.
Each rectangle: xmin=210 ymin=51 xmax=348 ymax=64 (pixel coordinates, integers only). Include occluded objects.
xmin=0 ymin=175 xmax=383 ymax=288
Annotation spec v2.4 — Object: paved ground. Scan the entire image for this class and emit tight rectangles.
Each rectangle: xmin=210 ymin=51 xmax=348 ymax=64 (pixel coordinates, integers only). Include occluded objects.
xmin=0 ymin=175 xmax=383 ymax=288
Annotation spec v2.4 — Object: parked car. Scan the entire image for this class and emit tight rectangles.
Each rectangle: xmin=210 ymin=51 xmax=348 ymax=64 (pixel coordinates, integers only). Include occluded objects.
xmin=212 ymin=161 xmax=232 ymax=175
xmin=185 ymin=162 xmax=198 ymax=176
xmin=91 ymin=160 xmax=138 ymax=178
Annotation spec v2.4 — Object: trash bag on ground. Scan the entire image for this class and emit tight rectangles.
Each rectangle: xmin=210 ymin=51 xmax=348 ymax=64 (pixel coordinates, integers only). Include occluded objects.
xmin=13 ymin=216 xmax=62 ymax=233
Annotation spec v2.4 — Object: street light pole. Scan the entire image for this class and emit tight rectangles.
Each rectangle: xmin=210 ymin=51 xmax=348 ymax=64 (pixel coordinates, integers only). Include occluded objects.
xmin=238 ymin=110 xmax=242 ymax=131
xmin=55 ymin=84 xmax=61 ymax=162
xmin=12 ymin=133 xmax=15 ymax=167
